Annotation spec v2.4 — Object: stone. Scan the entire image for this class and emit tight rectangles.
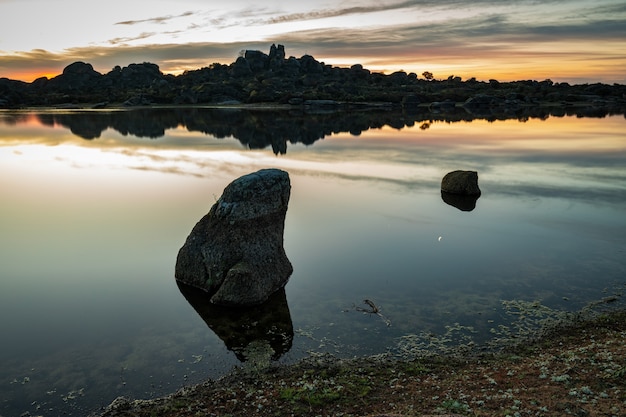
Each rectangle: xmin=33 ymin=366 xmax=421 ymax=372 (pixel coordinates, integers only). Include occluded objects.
xmin=175 ymin=169 xmax=292 ymax=306
xmin=441 ymin=170 xmax=481 ymax=196
xmin=268 ymin=43 xmax=286 ymax=71
xmin=231 ymin=56 xmax=252 ymax=77
xmin=299 ymin=54 xmax=323 ymax=74
xmin=48 ymin=61 xmax=102 ymax=91
xmin=62 ymin=61 xmax=99 ymax=77
xmin=117 ymin=62 xmax=163 ymax=88
xmin=244 ymin=49 xmax=269 ymax=71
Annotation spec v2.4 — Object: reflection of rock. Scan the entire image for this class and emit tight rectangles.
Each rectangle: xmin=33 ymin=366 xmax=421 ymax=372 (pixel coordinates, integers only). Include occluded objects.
xmin=175 ymin=169 xmax=293 ymax=306
xmin=441 ymin=170 xmax=481 ymax=195
xmin=441 ymin=191 xmax=480 ymax=211
xmin=177 ymin=282 xmax=293 ymax=362
xmin=29 ymin=107 xmax=623 ymax=152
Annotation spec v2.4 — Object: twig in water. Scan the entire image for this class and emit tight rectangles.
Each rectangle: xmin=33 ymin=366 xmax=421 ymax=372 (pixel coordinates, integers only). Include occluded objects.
xmin=354 ymin=299 xmax=391 ymax=326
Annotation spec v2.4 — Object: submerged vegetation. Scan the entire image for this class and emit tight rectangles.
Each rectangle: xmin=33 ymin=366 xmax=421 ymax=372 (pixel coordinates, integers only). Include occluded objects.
xmin=96 ymin=294 xmax=626 ymax=417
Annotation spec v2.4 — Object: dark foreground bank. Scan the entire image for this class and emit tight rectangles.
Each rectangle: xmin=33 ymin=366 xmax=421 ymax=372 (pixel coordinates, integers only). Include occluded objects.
xmin=95 ymin=308 xmax=626 ymax=417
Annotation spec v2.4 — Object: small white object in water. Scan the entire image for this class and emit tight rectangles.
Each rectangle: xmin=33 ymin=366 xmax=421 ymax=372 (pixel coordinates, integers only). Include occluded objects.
xmin=438 ymin=236 xmax=442 ymax=242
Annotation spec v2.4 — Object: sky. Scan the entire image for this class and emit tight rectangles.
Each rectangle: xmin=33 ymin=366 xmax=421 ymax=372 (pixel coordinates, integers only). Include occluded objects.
xmin=0 ymin=0 xmax=625 ymax=84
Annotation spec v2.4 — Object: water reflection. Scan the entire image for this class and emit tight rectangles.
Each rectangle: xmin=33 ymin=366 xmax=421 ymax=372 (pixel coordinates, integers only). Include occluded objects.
xmin=441 ymin=191 xmax=480 ymax=211
xmin=0 ymin=105 xmax=621 ymax=154
xmin=0 ymin=109 xmax=625 ymax=417
xmin=176 ymin=282 xmax=293 ymax=362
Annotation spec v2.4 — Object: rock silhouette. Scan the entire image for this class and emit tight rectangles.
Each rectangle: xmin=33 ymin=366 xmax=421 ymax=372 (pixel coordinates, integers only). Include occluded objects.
xmin=1 ymin=44 xmax=625 ymax=116
xmin=175 ymin=169 xmax=292 ymax=306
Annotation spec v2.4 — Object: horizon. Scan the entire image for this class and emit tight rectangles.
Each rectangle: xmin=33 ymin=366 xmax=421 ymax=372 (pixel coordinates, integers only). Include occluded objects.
xmin=1 ymin=0 xmax=625 ymax=84
xmin=5 ymin=47 xmax=626 ymax=85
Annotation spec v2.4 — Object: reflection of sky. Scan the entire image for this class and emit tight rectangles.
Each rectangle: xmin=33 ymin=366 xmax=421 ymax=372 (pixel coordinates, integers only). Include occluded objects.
xmin=2 ymin=114 xmax=625 ymax=196
xmin=0 ymin=113 xmax=625 ymax=415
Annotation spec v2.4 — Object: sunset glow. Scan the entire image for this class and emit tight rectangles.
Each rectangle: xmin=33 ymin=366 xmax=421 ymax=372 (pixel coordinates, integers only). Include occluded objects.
xmin=1 ymin=0 xmax=625 ymax=84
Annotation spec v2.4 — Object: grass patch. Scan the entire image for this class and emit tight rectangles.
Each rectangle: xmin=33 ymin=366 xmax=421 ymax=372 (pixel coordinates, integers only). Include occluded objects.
xmin=279 ymin=386 xmax=341 ymax=406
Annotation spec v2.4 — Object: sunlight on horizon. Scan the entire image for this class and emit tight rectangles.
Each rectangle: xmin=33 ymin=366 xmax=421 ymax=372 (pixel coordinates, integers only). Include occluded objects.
xmin=1 ymin=0 xmax=625 ymax=83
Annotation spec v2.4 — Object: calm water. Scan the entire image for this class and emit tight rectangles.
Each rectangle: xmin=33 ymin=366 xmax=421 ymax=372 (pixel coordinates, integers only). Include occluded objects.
xmin=1 ymin=108 xmax=625 ymax=416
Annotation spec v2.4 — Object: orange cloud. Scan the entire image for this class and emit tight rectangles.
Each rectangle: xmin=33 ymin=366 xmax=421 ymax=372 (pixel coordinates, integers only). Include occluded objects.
xmin=3 ymin=68 xmax=63 ymax=83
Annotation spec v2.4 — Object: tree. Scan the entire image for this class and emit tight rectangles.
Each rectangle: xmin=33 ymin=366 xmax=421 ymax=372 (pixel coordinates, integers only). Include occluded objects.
xmin=422 ymin=71 xmax=434 ymax=81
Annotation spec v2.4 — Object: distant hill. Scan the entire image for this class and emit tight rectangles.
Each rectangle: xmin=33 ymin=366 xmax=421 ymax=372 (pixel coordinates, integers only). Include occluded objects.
xmin=1 ymin=44 xmax=625 ymax=115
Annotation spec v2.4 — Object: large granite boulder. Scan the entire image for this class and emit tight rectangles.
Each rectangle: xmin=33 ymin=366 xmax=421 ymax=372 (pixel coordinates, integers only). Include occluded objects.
xmin=231 ymin=56 xmax=253 ymax=77
xmin=441 ymin=170 xmax=481 ymax=195
xmin=48 ymin=61 xmax=102 ymax=91
xmin=299 ymin=54 xmax=323 ymax=74
xmin=244 ymin=50 xmax=269 ymax=72
xmin=119 ymin=62 xmax=164 ymax=88
xmin=175 ymin=169 xmax=292 ymax=306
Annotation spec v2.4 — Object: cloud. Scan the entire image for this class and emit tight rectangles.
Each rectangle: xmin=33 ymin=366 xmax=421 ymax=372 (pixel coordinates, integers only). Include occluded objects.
xmin=1 ymin=0 xmax=624 ymax=83
xmin=258 ymin=3 xmax=412 ymax=24
xmin=0 ymin=42 xmax=246 ymax=76
xmin=275 ymin=11 xmax=625 ymax=51
xmin=266 ymin=10 xmax=626 ymax=79
xmin=107 ymin=32 xmax=158 ymax=45
xmin=246 ymin=0 xmax=576 ymax=26
xmin=115 ymin=11 xmax=195 ymax=26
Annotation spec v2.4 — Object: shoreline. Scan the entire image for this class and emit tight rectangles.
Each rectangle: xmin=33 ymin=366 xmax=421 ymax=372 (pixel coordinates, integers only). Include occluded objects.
xmin=95 ymin=305 xmax=626 ymax=417
xmin=1 ymin=99 xmax=622 ymax=111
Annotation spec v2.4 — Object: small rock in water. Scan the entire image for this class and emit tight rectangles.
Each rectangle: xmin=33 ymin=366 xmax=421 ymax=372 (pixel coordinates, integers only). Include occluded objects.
xmin=441 ymin=170 xmax=481 ymax=195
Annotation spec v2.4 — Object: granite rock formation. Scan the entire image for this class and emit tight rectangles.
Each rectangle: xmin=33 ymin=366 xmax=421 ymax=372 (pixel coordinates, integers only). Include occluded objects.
xmin=175 ymin=169 xmax=292 ymax=306
xmin=2 ymin=43 xmax=625 ymax=115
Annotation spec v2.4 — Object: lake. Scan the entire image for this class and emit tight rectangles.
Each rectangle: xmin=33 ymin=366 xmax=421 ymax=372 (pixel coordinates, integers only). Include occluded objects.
xmin=1 ymin=108 xmax=625 ymax=416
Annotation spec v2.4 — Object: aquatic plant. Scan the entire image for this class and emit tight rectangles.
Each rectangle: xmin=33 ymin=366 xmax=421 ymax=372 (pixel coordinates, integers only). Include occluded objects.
xmin=393 ymin=287 xmax=625 ymax=360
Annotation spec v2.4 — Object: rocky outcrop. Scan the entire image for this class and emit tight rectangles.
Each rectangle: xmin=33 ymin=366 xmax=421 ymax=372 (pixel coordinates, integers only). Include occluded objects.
xmin=231 ymin=56 xmax=253 ymax=77
xmin=441 ymin=170 xmax=481 ymax=195
xmin=175 ymin=169 xmax=292 ymax=306
xmin=47 ymin=61 xmax=102 ymax=91
xmin=268 ymin=44 xmax=286 ymax=71
xmin=104 ymin=62 xmax=165 ymax=89
xmin=244 ymin=50 xmax=270 ymax=72
xmin=2 ymin=44 xmax=625 ymax=113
